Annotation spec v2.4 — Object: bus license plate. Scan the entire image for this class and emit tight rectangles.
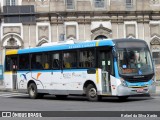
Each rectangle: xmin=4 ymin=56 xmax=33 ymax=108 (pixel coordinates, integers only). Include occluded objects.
xmin=137 ymin=88 xmax=144 ymax=93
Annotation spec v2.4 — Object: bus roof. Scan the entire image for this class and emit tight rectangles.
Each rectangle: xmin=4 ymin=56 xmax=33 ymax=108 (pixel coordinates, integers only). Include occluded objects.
xmin=17 ymin=39 xmax=114 ymax=54
xmin=112 ymin=38 xmax=146 ymax=43
xmin=6 ymin=38 xmax=146 ymax=55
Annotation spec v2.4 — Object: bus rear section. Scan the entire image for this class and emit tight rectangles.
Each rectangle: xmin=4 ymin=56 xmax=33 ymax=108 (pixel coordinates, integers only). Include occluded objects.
xmin=4 ymin=50 xmax=18 ymax=91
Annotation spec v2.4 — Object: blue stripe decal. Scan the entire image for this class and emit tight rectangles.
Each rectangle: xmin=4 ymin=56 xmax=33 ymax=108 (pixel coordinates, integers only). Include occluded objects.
xmin=126 ymin=80 xmax=153 ymax=86
xmin=97 ymin=39 xmax=115 ymax=46
xmin=17 ymin=40 xmax=114 ymax=54
xmin=114 ymin=58 xmax=120 ymax=79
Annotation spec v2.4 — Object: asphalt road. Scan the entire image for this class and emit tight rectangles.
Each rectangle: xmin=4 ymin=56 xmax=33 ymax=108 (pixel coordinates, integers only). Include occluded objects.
xmin=0 ymin=92 xmax=160 ymax=120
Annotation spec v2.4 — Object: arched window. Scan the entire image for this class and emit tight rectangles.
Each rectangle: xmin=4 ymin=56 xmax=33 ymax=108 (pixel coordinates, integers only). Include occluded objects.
xmin=94 ymin=35 xmax=107 ymax=40
xmin=7 ymin=37 xmax=17 ymax=46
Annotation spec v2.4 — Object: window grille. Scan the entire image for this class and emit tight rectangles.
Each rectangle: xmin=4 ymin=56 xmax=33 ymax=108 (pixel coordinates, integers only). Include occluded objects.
xmin=94 ymin=0 xmax=105 ymax=8
xmin=66 ymin=0 xmax=75 ymax=10
xmin=6 ymin=0 xmax=16 ymax=6
xmin=126 ymin=0 xmax=133 ymax=8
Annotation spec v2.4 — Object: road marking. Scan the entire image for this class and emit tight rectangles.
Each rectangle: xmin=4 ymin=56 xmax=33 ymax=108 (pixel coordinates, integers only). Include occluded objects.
xmin=0 ymin=92 xmax=28 ymax=97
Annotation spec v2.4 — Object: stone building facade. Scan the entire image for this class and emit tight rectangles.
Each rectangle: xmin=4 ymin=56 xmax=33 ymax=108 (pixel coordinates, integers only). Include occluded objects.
xmin=0 ymin=0 xmax=160 ymax=69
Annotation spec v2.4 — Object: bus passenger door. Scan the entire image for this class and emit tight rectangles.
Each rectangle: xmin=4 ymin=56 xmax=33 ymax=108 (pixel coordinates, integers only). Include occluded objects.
xmin=98 ymin=48 xmax=113 ymax=94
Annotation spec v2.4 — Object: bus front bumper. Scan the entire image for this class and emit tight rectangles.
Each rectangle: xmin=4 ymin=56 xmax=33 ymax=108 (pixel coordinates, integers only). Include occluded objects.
xmin=117 ymin=85 xmax=156 ymax=96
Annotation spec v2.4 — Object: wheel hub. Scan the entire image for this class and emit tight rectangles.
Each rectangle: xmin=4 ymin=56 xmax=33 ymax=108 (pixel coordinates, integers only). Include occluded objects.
xmin=30 ymin=86 xmax=35 ymax=96
xmin=89 ymin=88 xmax=97 ymax=98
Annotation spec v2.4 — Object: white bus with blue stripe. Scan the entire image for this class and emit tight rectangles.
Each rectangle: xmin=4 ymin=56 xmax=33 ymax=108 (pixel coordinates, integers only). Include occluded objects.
xmin=4 ymin=39 xmax=156 ymax=101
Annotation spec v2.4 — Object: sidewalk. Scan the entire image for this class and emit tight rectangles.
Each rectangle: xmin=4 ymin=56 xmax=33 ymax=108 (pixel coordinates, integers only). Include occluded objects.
xmin=154 ymin=85 xmax=160 ymax=96
xmin=0 ymin=81 xmax=160 ymax=95
xmin=0 ymin=81 xmax=7 ymax=92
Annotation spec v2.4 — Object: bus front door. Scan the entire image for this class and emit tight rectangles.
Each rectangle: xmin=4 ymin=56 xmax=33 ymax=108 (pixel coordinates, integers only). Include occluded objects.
xmin=98 ymin=49 xmax=113 ymax=94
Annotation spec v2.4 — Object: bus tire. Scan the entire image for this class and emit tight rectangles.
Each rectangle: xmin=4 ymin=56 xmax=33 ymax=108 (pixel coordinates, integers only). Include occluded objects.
xmin=86 ymin=84 xmax=99 ymax=101
xmin=28 ymin=83 xmax=39 ymax=99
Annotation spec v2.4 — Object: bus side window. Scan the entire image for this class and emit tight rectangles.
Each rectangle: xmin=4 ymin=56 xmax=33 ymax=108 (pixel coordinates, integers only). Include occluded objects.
xmin=63 ymin=51 xmax=77 ymax=69
xmin=79 ymin=49 xmax=95 ymax=68
xmin=52 ymin=53 xmax=60 ymax=69
xmin=19 ymin=54 xmax=30 ymax=70
xmin=35 ymin=62 xmax=43 ymax=69
xmin=63 ymin=53 xmax=71 ymax=68
xmin=53 ymin=59 xmax=60 ymax=69
xmin=43 ymin=53 xmax=50 ymax=69
xmin=5 ymin=55 xmax=18 ymax=71
xmin=31 ymin=53 xmax=43 ymax=70
xmin=44 ymin=63 xmax=49 ymax=69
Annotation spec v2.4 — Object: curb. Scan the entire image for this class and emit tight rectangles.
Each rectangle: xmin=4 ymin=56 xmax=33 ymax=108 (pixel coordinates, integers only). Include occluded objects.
xmin=0 ymin=89 xmax=13 ymax=92
xmin=0 ymin=89 xmax=18 ymax=92
xmin=151 ymin=90 xmax=160 ymax=96
xmin=0 ymin=86 xmax=18 ymax=92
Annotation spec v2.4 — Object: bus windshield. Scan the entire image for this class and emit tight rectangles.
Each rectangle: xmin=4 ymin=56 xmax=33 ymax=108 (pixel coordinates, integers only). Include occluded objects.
xmin=117 ymin=48 xmax=154 ymax=76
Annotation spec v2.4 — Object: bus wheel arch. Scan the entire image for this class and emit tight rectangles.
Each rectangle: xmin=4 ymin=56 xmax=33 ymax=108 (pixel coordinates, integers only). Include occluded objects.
xmin=27 ymin=80 xmax=36 ymax=89
xmin=83 ymin=80 xmax=100 ymax=101
xmin=83 ymin=80 xmax=97 ymax=94
xmin=27 ymin=80 xmax=44 ymax=99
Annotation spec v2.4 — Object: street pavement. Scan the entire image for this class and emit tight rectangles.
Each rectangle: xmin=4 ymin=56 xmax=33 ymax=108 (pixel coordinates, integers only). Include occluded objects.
xmin=0 ymin=81 xmax=160 ymax=120
xmin=0 ymin=81 xmax=160 ymax=96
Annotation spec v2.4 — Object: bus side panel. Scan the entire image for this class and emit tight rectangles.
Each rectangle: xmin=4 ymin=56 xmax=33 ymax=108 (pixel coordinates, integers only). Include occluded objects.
xmin=110 ymin=76 xmax=121 ymax=95
xmin=22 ymin=70 xmax=67 ymax=94
xmin=17 ymin=71 xmax=30 ymax=91
xmin=17 ymin=69 xmax=100 ymax=95
xmin=30 ymin=71 xmax=49 ymax=90
xmin=96 ymin=69 xmax=102 ymax=94
xmin=17 ymin=71 xmax=45 ymax=92
xmin=4 ymin=72 xmax=13 ymax=90
xmin=59 ymin=69 xmax=97 ymax=95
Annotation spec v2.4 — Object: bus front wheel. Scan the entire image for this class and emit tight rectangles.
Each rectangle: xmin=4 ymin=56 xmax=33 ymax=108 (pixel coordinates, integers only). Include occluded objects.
xmin=28 ymin=83 xmax=42 ymax=99
xmin=86 ymin=84 xmax=100 ymax=101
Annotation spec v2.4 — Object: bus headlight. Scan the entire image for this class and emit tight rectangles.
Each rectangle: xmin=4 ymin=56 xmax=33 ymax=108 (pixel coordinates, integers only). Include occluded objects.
xmin=120 ymin=77 xmax=128 ymax=87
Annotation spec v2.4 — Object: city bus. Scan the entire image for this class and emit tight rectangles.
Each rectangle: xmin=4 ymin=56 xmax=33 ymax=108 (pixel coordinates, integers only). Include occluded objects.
xmin=4 ymin=38 xmax=156 ymax=101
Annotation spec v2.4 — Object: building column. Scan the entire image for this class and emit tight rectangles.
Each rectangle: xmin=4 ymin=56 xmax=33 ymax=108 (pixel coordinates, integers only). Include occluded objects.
xmin=144 ymin=22 xmax=150 ymax=47
xmin=111 ymin=22 xmax=118 ymax=39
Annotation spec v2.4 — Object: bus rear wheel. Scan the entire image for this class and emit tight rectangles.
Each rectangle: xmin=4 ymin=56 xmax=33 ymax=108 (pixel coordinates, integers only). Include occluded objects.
xmin=86 ymin=84 xmax=100 ymax=101
xmin=28 ymin=83 xmax=43 ymax=99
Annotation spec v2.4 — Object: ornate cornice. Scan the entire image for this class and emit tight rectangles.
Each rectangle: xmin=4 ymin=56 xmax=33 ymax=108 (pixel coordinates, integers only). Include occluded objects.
xmin=40 ymin=11 xmax=160 ymax=24
xmin=91 ymin=24 xmax=112 ymax=33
